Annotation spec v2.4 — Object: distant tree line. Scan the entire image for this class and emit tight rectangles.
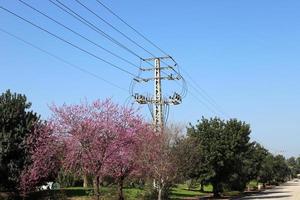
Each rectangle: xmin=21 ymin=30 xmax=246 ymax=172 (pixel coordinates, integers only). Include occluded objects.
xmin=1 ymin=90 xmax=299 ymax=199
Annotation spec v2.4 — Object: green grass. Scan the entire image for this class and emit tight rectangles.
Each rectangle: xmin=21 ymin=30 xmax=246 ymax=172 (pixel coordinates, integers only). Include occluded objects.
xmin=26 ymin=183 xmax=250 ymax=200
xmin=248 ymin=180 xmax=259 ymax=188
xmin=61 ymin=187 xmax=144 ymax=200
xmin=26 ymin=184 xmax=212 ymax=200
xmin=170 ymin=183 xmax=212 ymax=199
xmin=26 ymin=186 xmax=144 ymax=200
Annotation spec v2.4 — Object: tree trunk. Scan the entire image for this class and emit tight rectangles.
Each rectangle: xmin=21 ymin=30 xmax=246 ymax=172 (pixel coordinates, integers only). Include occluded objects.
xmin=200 ymin=180 xmax=204 ymax=192
xmin=118 ymin=178 xmax=125 ymax=200
xmin=157 ymin=187 xmax=162 ymax=200
xmin=93 ymin=176 xmax=100 ymax=200
xmin=212 ymin=181 xmax=221 ymax=198
xmin=83 ymin=173 xmax=88 ymax=188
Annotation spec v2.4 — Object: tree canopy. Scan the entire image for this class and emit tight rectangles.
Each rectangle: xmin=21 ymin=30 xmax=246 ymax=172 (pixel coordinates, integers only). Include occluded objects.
xmin=0 ymin=90 xmax=39 ymax=192
xmin=187 ymin=118 xmax=255 ymax=197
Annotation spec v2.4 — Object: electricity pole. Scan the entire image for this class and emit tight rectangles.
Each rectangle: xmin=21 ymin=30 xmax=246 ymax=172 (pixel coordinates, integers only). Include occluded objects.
xmin=131 ymin=56 xmax=183 ymax=133
xmin=152 ymin=57 xmax=163 ymax=132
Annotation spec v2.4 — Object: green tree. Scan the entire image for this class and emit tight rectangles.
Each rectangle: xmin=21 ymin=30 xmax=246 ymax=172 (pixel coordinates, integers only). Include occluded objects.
xmin=297 ymin=157 xmax=300 ymax=175
xmin=0 ymin=90 xmax=39 ymax=192
xmin=188 ymin=118 xmax=253 ymax=197
xmin=226 ymin=142 xmax=268 ymax=191
xmin=248 ymin=143 xmax=268 ymax=180
xmin=174 ymin=136 xmax=211 ymax=191
xmin=258 ymin=154 xmax=290 ymax=186
xmin=287 ymin=157 xmax=297 ymax=178
xmin=272 ymin=155 xmax=290 ymax=183
xmin=258 ymin=153 xmax=275 ymax=187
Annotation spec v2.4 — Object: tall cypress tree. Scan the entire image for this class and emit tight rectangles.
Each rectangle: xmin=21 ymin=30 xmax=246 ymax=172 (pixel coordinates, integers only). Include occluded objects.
xmin=0 ymin=90 xmax=39 ymax=192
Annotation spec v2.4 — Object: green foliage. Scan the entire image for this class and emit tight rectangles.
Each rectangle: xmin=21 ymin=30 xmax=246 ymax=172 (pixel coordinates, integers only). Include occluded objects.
xmin=56 ymin=170 xmax=79 ymax=188
xmin=226 ymin=142 xmax=268 ymax=191
xmin=287 ymin=156 xmax=300 ymax=178
xmin=258 ymin=154 xmax=290 ymax=185
xmin=0 ymin=90 xmax=39 ymax=191
xmin=187 ymin=117 xmax=254 ymax=196
xmin=173 ymin=136 xmax=207 ymax=181
xmin=272 ymin=155 xmax=290 ymax=183
xmin=143 ymin=181 xmax=173 ymax=200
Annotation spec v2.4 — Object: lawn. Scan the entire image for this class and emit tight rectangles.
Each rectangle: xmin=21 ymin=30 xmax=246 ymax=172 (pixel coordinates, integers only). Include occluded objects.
xmin=28 ymin=186 xmax=144 ymax=200
xmin=25 ymin=182 xmax=254 ymax=199
xmin=170 ymin=184 xmax=212 ymax=199
xmin=25 ymin=184 xmax=213 ymax=200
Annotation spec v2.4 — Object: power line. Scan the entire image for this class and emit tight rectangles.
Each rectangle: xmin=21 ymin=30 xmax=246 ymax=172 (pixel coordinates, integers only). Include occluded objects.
xmin=49 ymin=0 xmax=143 ymax=60
xmin=74 ymin=0 xmax=157 ymax=58
xmin=49 ymin=0 xmax=184 ymax=86
xmin=0 ymin=6 xmax=136 ymax=77
xmin=38 ymin=0 xmax=222 ymax=117
xmin=5 ymin=1 xmax=225 ymax=117
xmin=94 ymin=0 xmax=180 ymax=73
xmin=76 ymin=1 xmax=186 ymax=98
xmin=0 ymin=28 xmax=128 ymax=92
xmin=58 ymin=0 xmax=181 ymax=77
xmin=17 ymin=0 xmax=139 ymax=70
xmin=95 ymin=0 xmax=228 ymax=117
xmin=179 ymin=67 xmax=229 ymax=117
xmin=94 ymin=0 xmax=183 ymax=78
xmin=184 ymin=86 xmax=219 ymax=116
xmin=95 ymin=0 xmax=169 ymax=56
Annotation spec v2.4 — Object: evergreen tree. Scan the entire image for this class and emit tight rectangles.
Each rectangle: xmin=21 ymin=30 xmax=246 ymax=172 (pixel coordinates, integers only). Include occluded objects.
xmin=188 ymin=117 xmax=253 ymax=197
xmin=0 ymin=90 xmax=39 ymax=191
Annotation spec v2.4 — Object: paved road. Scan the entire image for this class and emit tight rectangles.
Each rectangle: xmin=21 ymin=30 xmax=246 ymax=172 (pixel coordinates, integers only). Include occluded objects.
xmin=241 ymin=179 xmax=300 ymax=200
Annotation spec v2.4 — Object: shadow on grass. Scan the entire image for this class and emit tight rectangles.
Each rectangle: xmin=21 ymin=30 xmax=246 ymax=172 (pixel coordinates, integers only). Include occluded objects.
xmin=26 ymin=188 xmax=93 ymax=200
xmin=61 ymin=188 xmax=92 ymax=197
xmin=182 ymin=188 xmax=211 ymax=193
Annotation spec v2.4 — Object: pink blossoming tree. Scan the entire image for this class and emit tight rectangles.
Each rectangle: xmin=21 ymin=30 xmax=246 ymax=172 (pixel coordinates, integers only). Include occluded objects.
xmin=20 ymin=122 xmax=62 ymax=194
xmin=50 ymin=99 xmax=153 ymax=199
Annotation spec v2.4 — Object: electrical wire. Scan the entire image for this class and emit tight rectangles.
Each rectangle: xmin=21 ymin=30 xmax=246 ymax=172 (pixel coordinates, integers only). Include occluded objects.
xmin=186 ymin=89 xmax=220 ymax=116
xmin=0 ymin=28 xmax=128 ymax=92
xmin=17 ymin=0 xmax=139 ymax=70
xmin=74 ymin=0 xmax=157 ymax=58
xmin=95 ymin=0 xmax=227 ymax=117
xmin=0 ymin=6 xmax=136 ymax=77
xmin=75 ymin=0 xmax=217 ymax=117
xmin=76 ymin=0 xmax=183 ymax=80
xmin=50 ymin=0 xmax=184 ymax=95
xmin=180 ymin=67 xmax=229 ymax=117
xmin=95 ymin=0 xmax=182 ymax=76
xmin=3 ymin=3 xmax=184 ymax=123
xmin=96 ymin=0 xmax=227 ymax=115
xmin=49 ymin=0 xmax=143 ymax=60
xmin=49 ymin=0 xmax=164 ymax=71
xmin=95 ymin=0 xmax=169 ymax=57
xmin=5 ymin=1 xmax=224 ymax=119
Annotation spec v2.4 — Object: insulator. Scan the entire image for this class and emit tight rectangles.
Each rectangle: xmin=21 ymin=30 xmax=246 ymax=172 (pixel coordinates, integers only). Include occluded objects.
xmin=167 ymin=74 xmax=175 ymax=80
xmin=169 ymin=92 xmax=182 ymax=105
xmin=133 ymin=78 xmax=140 ymax=82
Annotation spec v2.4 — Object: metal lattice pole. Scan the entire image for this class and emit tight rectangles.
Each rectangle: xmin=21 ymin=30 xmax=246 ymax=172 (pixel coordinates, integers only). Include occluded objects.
xmin=154 ymin=58 xmax=163 ymax=132
xmin=131 ymin=56 xmax=183 ymax=133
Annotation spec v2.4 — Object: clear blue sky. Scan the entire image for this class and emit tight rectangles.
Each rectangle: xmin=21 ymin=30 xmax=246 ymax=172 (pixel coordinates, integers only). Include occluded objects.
xmin=1 ymin=0 xmax=299 ymax=157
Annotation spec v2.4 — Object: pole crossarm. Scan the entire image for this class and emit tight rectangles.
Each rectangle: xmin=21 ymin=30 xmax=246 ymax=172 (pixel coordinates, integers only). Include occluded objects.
xmin=131 ymin=56 xmax=184 ymax=133
xmin=133 ymin=92 xmax=182 ymax=105
xmin=139 ymin=66 xmax=174 ymax=71
xmin=134 ymin=74 xmax=181 ymax=82
xmin=142 ymin=56 xmax=171 ymax=61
